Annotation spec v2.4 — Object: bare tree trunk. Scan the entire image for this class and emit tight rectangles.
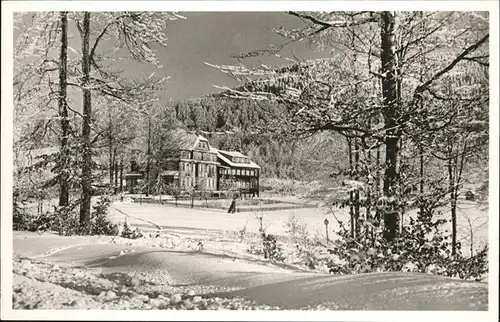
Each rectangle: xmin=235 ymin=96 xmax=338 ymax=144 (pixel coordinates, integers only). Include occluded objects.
xmin=79 ymin=12 xmax=92 ymax=233
xmin=146 ymin=116 xmax=151 ymax=197
xmin=354 ymin=138 xmax=360 ymax=238
xmin=119 ymin=160 xmax=123 ymax=193
xmin=114 ymin=159 xmax=119 ymax=194
xmin=418 ymin=11 xmax=426 ymax=217
xmin=419 ymin=144 xmax=425 ymax=215
xmin=373 ymin=142 xmax=381 ymax=246
xmin=466 ymin=217 xmax=474 ymax=256
xmin=108 ymin=110 xmax=114 ymax=187
xmin=448 ymin=155 xmax=457 ymax=255
xmin=399 ymin=138 xmax=404 ymax=234
xmin=380 ymin=11 xmax=400 ymax=241
xmin=58 ymin=11 xmax=69 ymax=207
xmin=347 ymin=138 xmax=355 ymax=238
xmin=366 ymin=125 xmax=373 ymax=240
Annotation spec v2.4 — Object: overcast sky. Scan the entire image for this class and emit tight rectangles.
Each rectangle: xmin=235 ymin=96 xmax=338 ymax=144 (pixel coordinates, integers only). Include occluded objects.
xmin=14 ymin=12 xmax=330 ymax=103
xmin=121 ymin=12 xmax=330 ymax=101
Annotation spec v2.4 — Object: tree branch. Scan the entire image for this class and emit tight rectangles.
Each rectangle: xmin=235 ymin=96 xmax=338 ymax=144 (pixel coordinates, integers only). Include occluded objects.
xmin=288 ymin=11 xmax=378 ymax=28
xmin=415 ymin=34 xmax=489 ymax=94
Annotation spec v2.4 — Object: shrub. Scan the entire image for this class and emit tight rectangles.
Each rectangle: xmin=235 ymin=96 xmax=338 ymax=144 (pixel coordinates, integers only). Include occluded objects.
xmin=13 ymin=193 xmax=31 ymax=231
xmin=120 ymin=221 xmax=143 ymax=239
xmin=13 ymin=194 xmax=119 ymax=237
xmin=284 ymin=214 xmax=318 ymax=268
xmin=261 ymin=232 xmax=286 ymax=262
xmin=250 ymin=214 xmax=286 ymax=262
xmin=89 ymin=196 xmax=119 ymax=236
xmin=284 ymin=214 xmax=309 ymax=245
xmin=326 ymin=203 xmax=488 ymax=281
xmin=238 ymin=223 xmax=248 ymax=243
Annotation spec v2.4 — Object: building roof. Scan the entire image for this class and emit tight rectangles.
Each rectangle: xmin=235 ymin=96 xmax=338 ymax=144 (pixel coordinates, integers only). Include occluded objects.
xmin=172 ymin=129 xmax=217 ymax=154
xmin=218 ymin=150 xmax=248 ymax=159
xmin=216 ymin=151 xmax=261 ymax=169
xmin=167 ymin=128 xmax=260 ymax=169
xmin=171 ymin=129 xmax=199 ymax=150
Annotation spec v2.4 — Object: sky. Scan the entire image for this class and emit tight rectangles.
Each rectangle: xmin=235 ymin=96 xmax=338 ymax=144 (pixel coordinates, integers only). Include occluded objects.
xmin=118 ymin=12 xmax=330 ymax=101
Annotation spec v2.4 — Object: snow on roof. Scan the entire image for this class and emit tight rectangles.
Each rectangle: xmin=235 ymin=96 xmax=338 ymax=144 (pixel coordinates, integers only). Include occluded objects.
xmin=171 ymin=129 xmax=199 ymax=150
xmin=216 ymin=151 xmax=260 ymax=169
xmin=218 ymin=150 xmax=248 ymax=158
xmin=198 ymin=135 xmax=209 ymax=142
xmin=171 ymin=129 xmax=218 ymax=153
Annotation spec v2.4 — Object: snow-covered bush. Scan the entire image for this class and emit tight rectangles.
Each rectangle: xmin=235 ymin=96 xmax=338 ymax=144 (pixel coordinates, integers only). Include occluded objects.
xmin=89 ymin=196 xmax=119 ymax=236
xmin=120 ymin=221 xmax=143 ymax=239
xmin=13 ymin=194 xmax=118 ymax=236
xmin=261 ymin=233 xmax=286 ymax=262
xmin=247 ymin=214 xmax=286 ymax=262
xmin=327 ymin=203 xmax=488 ymax=281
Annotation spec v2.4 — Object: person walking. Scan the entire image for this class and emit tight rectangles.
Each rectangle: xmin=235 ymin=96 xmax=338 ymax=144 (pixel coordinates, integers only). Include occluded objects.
xmin=228 ymin=193 xmax=238 ymax=214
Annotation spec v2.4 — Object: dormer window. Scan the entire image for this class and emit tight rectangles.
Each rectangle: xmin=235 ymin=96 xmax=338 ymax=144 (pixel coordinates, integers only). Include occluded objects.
xmin=197 ymin=140 xmax=209 ymax=151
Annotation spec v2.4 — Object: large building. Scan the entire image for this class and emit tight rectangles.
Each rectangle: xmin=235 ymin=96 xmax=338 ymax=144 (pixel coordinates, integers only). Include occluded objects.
xmin=125 ymin=130 xmax=260 ymax=196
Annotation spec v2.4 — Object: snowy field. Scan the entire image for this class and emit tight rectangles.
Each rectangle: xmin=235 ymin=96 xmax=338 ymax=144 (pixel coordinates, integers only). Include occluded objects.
xmin=12 ymin=230 xmax=488 ymax=310
xmin=110 ymin=199 xmax=488 ymax=257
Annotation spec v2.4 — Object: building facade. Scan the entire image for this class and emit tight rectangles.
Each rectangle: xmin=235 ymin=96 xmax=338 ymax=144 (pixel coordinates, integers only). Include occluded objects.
xmin=125 ymin=130 xmax=260 ymax=196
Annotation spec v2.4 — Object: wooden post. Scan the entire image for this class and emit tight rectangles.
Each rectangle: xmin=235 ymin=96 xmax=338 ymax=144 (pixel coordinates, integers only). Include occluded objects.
xmin=324 ymin=218 xmax=330 ymax=242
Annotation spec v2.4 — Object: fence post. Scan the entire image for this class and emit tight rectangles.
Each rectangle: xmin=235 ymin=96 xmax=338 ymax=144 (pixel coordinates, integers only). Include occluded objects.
xmin=324 ymin=218 xmax=330 ymax=242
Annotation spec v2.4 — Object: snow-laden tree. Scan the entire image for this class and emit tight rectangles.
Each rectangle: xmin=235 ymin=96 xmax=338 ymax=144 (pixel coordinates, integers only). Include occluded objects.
xmin=14 ymin=11 xmax=186 ymax=233
xmin=206 ymin=11 xmax=489 ymax=243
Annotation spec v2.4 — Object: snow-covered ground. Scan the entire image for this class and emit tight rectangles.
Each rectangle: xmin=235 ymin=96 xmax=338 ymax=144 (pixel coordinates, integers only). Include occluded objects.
xmin=111 ymin=199 xmax=488 ymax=257
xmin=12 ymin=230 xmax=488 ymax=310
xmin=9 ymin=198 xmax=489 ymax=311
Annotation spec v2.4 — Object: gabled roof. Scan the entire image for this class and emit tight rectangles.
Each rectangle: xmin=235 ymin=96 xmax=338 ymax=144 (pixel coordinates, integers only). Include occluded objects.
xmin=169 ymin=128 xmax=259 ymax=169
xmin=171 ymin=129 xmax=199 ymax=150
xmin=217 ymin=151 xmax=261 ymax=169
xmin=171 ymin=129 xmax=216 ymax=153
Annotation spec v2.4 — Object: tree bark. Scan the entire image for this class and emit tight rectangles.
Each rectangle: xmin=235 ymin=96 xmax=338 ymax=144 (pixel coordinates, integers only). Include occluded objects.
xmin=418 ymin=11 xmax=426 ymax=217
xmin=79 ymin=12 xmax=92 ymax=233
xmin=347 ymin=138 xmax=355 ymax=238
xmin=448 ymin=154 xmax=457 ymax=255
xmin=146 ymin=116 xmax=152 ymax=196
xmin=119 ymin=160 xmax=123 ymax=193
xmin=114 ymin=159 xmax=119 ymax=194
xmin=354 ymin=138 xmax=360 ymax=238
xmin=419 ymin=144 xmax=425 ymax=215
xmin=380 ymin=11 xmax=400 ymax=241
xmin=58 ymin=11 xmax=70 ymax=207
xmin=108 ymin=110 xmax=114 ymax=187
